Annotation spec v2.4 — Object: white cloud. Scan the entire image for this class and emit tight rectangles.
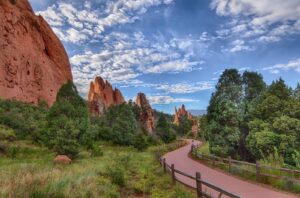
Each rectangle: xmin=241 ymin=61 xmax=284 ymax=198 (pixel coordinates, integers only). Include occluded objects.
xmin=143 ymin=60 xmax=203 ymax=73
xmin=228 ymin=39 xmax=253 ymax=52
xmin=70 ymin=31 xmax=207 ymax=96
xmin=211 ymin=0 xmax=300 ymax=44
xmin=148 ymin=95 xmax=199 ymax=105
xmin=156 ymin=82 xmax=214 ymax=94
xmin=263 ymin=58 xmax=300 ymax=74
xmin=37 ymin=0 xmax=174 ymax=44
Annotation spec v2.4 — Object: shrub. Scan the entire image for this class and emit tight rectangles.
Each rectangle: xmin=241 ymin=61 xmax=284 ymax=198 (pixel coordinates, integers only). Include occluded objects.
xmin=90 ymin=144 xmax=103 ymax=157
xmin=8 ymin=146 xmax=19 ymax=159
xmin=0 ymin=141 xmax=10 ymax=154
xmin=107 ymin=165 xmax=126 ymax=187
xmin=133 ymin=133 xmax=148 ymax=151
xmin=0 ymin=125 xmax=16 ymax=141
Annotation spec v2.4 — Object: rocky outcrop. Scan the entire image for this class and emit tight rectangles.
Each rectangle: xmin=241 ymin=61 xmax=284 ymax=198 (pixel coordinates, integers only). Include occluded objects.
xmin=174 ymin=104 xmax=193 ymax=124
xmin=174 ymin=104 xmax=198 ymax=136
xmin=0 ymin=0 xmax=73 ymax=105
xmin=54 ymin=155 xmax=71 ymax=165
xmin=135 ymin=93 xmax=155 ymax=134
xmin=88 ymin=76 xmax=125 ymax=116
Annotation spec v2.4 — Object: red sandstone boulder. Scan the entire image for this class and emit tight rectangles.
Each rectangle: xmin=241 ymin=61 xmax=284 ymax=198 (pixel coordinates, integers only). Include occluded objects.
xmin=136 ymin=93 xmax=155 ymax=134
xmin=0 ymin=0 xmax=72 ymax=106
xmin=88 ymin=76 xmax=125 ymax=116
xmin=54 ymin=155 xmax=72 ymax=165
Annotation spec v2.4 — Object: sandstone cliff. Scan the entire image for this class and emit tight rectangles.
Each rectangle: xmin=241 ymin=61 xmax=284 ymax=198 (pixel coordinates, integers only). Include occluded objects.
xmin=0 ymin=0 xmax=73 ymax=105
xmin=88 ymin=76 xmax=125 ymax=116
xmin=136 ymin=93 xmax=155 ymax=134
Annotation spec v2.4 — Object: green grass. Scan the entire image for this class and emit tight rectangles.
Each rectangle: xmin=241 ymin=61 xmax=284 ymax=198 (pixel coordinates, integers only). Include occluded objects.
xmin=0 ymin=141 xmax=195 ymax=198
xmin=196 ymin=141 xmax=210 ymax=155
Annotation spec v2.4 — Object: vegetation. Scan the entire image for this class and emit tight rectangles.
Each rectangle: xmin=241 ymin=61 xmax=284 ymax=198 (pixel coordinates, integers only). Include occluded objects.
xmin=0 ymin=81 xmax=197 ymax=197
xmin=205 ymin=69 xmax=300 ymax=168
xmin=0 ymin=140 xmax=195 ymax=197
xmin=156 ymin=114 xmax=176 ymax=143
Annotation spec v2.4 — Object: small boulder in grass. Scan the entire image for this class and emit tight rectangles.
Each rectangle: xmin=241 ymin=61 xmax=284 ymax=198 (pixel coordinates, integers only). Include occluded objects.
xmin=54 ymin=155 xmax=72 ymax=165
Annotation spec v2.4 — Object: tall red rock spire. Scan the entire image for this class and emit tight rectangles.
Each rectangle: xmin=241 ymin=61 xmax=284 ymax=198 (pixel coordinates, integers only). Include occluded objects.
xmin=135 ymin=93 xmax=155 ymax=134
xmin=0 ymin=0 xmax=73 ymax=105
xmin=88 ymin=76 xmax=125 ymax=116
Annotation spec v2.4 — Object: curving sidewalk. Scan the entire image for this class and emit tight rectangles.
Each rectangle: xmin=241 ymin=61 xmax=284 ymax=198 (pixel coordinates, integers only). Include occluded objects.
xmin=163 ymin=139 xmax=298 ymax=198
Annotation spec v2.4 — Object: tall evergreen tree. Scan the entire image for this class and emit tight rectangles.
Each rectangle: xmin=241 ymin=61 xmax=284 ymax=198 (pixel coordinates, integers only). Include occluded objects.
xmin=207 ymin=69 xmax=242 ymax=157
xmin=45 ymin=81 xmax=90 ymax=158
xmin=156 ymin=114 xmax=176 ymax=143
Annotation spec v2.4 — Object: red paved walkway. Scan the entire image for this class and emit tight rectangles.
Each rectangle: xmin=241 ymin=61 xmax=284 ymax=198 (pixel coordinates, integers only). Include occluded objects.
xmin=163 ymin=139 xmax=298 ymax=198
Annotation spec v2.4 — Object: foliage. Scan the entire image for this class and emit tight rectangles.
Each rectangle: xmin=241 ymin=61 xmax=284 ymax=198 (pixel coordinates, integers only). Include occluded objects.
xmin=90 ymin=144 xmax=103 ymax=157
xmin=207 ymin=96 xmax=241 ymax=157
xmin=156 ymin=114 xmax=176 ymax=143
xmin=0 ymin=124 xmax=16 ymax=141
xmin=197 ymin=115 xmax=208 ymax=140
xmin=101 ymin=103 xmax=138 ymax=145
xmin=206 ymin=69 xmax=300 ymax=167
xmin=106 ymin=165 xmax=126 ymax=187
xmin=0 ymin=141 xmax=195 ymax=197
xmin=44 ymin=81 xmax=90 ymax=158
xmin=176 ymin=115 xmax=193 ymax=136
xmin=133 ymin=132 xmax=149 ymax=151
xmin=0 ymin=99 xmax=47 ymax=139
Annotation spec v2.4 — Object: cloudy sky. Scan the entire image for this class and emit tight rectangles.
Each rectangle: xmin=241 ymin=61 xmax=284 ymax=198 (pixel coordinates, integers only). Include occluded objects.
xmin=29 ymin=0 xmax=300 ymax=113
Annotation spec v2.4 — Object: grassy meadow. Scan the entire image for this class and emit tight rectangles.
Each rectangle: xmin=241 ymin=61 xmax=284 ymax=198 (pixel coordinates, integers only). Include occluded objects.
xmin=0 ymin=140 xmax=195 ymax=198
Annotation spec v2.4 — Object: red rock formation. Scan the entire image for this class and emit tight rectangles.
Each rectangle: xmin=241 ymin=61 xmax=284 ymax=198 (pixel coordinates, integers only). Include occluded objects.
xmin=174 ymin=104 xmax=193 ymax=124
xmin=135 ymin=93 xmax=155 ymax=134
xmin=54 ymin=155 xmax=72 ymax=165
xmin=174 ymin=104 xmax=198 ymax=136
xmin=0 ymin=0 xmax=73 ymax=105
xmin=88 ymin=76 xmax=125 ymax=116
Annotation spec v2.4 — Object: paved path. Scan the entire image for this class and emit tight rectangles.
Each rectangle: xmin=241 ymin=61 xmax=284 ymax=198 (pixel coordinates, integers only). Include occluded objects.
xmin=163 ymin=139 xmax=298 ymax=198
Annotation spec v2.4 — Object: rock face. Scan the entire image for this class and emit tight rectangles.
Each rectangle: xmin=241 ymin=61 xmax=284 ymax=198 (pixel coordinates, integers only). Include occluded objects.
xmin=135 ymin=93 xmax=155 ymax=134
xmin=174 ymin=104 xmax=193 ymax=124
xmin=0 ymin=0 xmax=73 ymax=105
xmin=54 ymin=155 xmax=72 ymax=165
xmin=88 ymin=76 xmax=125 ymax=116
xmin=174 ymin=104 xmax=198 ymax=136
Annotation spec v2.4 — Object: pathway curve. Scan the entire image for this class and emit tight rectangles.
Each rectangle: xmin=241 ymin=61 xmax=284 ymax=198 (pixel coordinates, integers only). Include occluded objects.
xmin=163 ymin=139 xmax=298 ymax=198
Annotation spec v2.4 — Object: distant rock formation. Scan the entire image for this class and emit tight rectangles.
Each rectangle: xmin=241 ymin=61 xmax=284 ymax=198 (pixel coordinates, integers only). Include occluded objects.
xmin=174 ymin=104 xmax=193 ymax=124
xmin=88 ymin=76 xmax=125 ymax=116
xmin=135 ymin=93 xmax=155 ymax=134
xmin=174 ymin=104 xmax=198 ymax=136
xmin=0 ymin=0 xmax=73 ymax=105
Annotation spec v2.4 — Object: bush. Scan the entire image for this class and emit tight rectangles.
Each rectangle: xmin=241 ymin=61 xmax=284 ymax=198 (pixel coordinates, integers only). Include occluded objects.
xmin=8 ymin=146 xmax=19 ymax=159
xmin=0 ymin=141 xmax=10 ymax=154
xmin=90 ymin=144 xmax=103 ymax=157
xmin=133 ymin=133 xmax=148 ymax=151
xmin=107 ymin=165 xmax=126 ymax=187
xmin=0 ymin=125 xmax=16 ymax=141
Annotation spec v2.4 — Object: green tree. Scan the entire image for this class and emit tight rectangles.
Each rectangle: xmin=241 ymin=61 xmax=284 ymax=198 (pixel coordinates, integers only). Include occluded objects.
xmin=207 ymin=69 xmax=242 ymax=157
xmin=45 ymin=81 xmax=89 ymax=158
xmin=104 ymin=103 xmax=138 ymax=145
xmin=177 ymin=115 xmax=193 ymax=136
xmin=156 ymin=114 xmax=176 ymax=143
xmin=293 ymin=83 xmax=300 ymax=100
xmin=198 ymin=115 xmax=208 ymax=140
xmin=207 ymin=98 xmax=240 ymax=157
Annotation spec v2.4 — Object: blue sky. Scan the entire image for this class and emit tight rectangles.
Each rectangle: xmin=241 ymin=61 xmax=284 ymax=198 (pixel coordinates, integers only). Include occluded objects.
xmin=29 ymin=0 xmax=300 ymax=113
